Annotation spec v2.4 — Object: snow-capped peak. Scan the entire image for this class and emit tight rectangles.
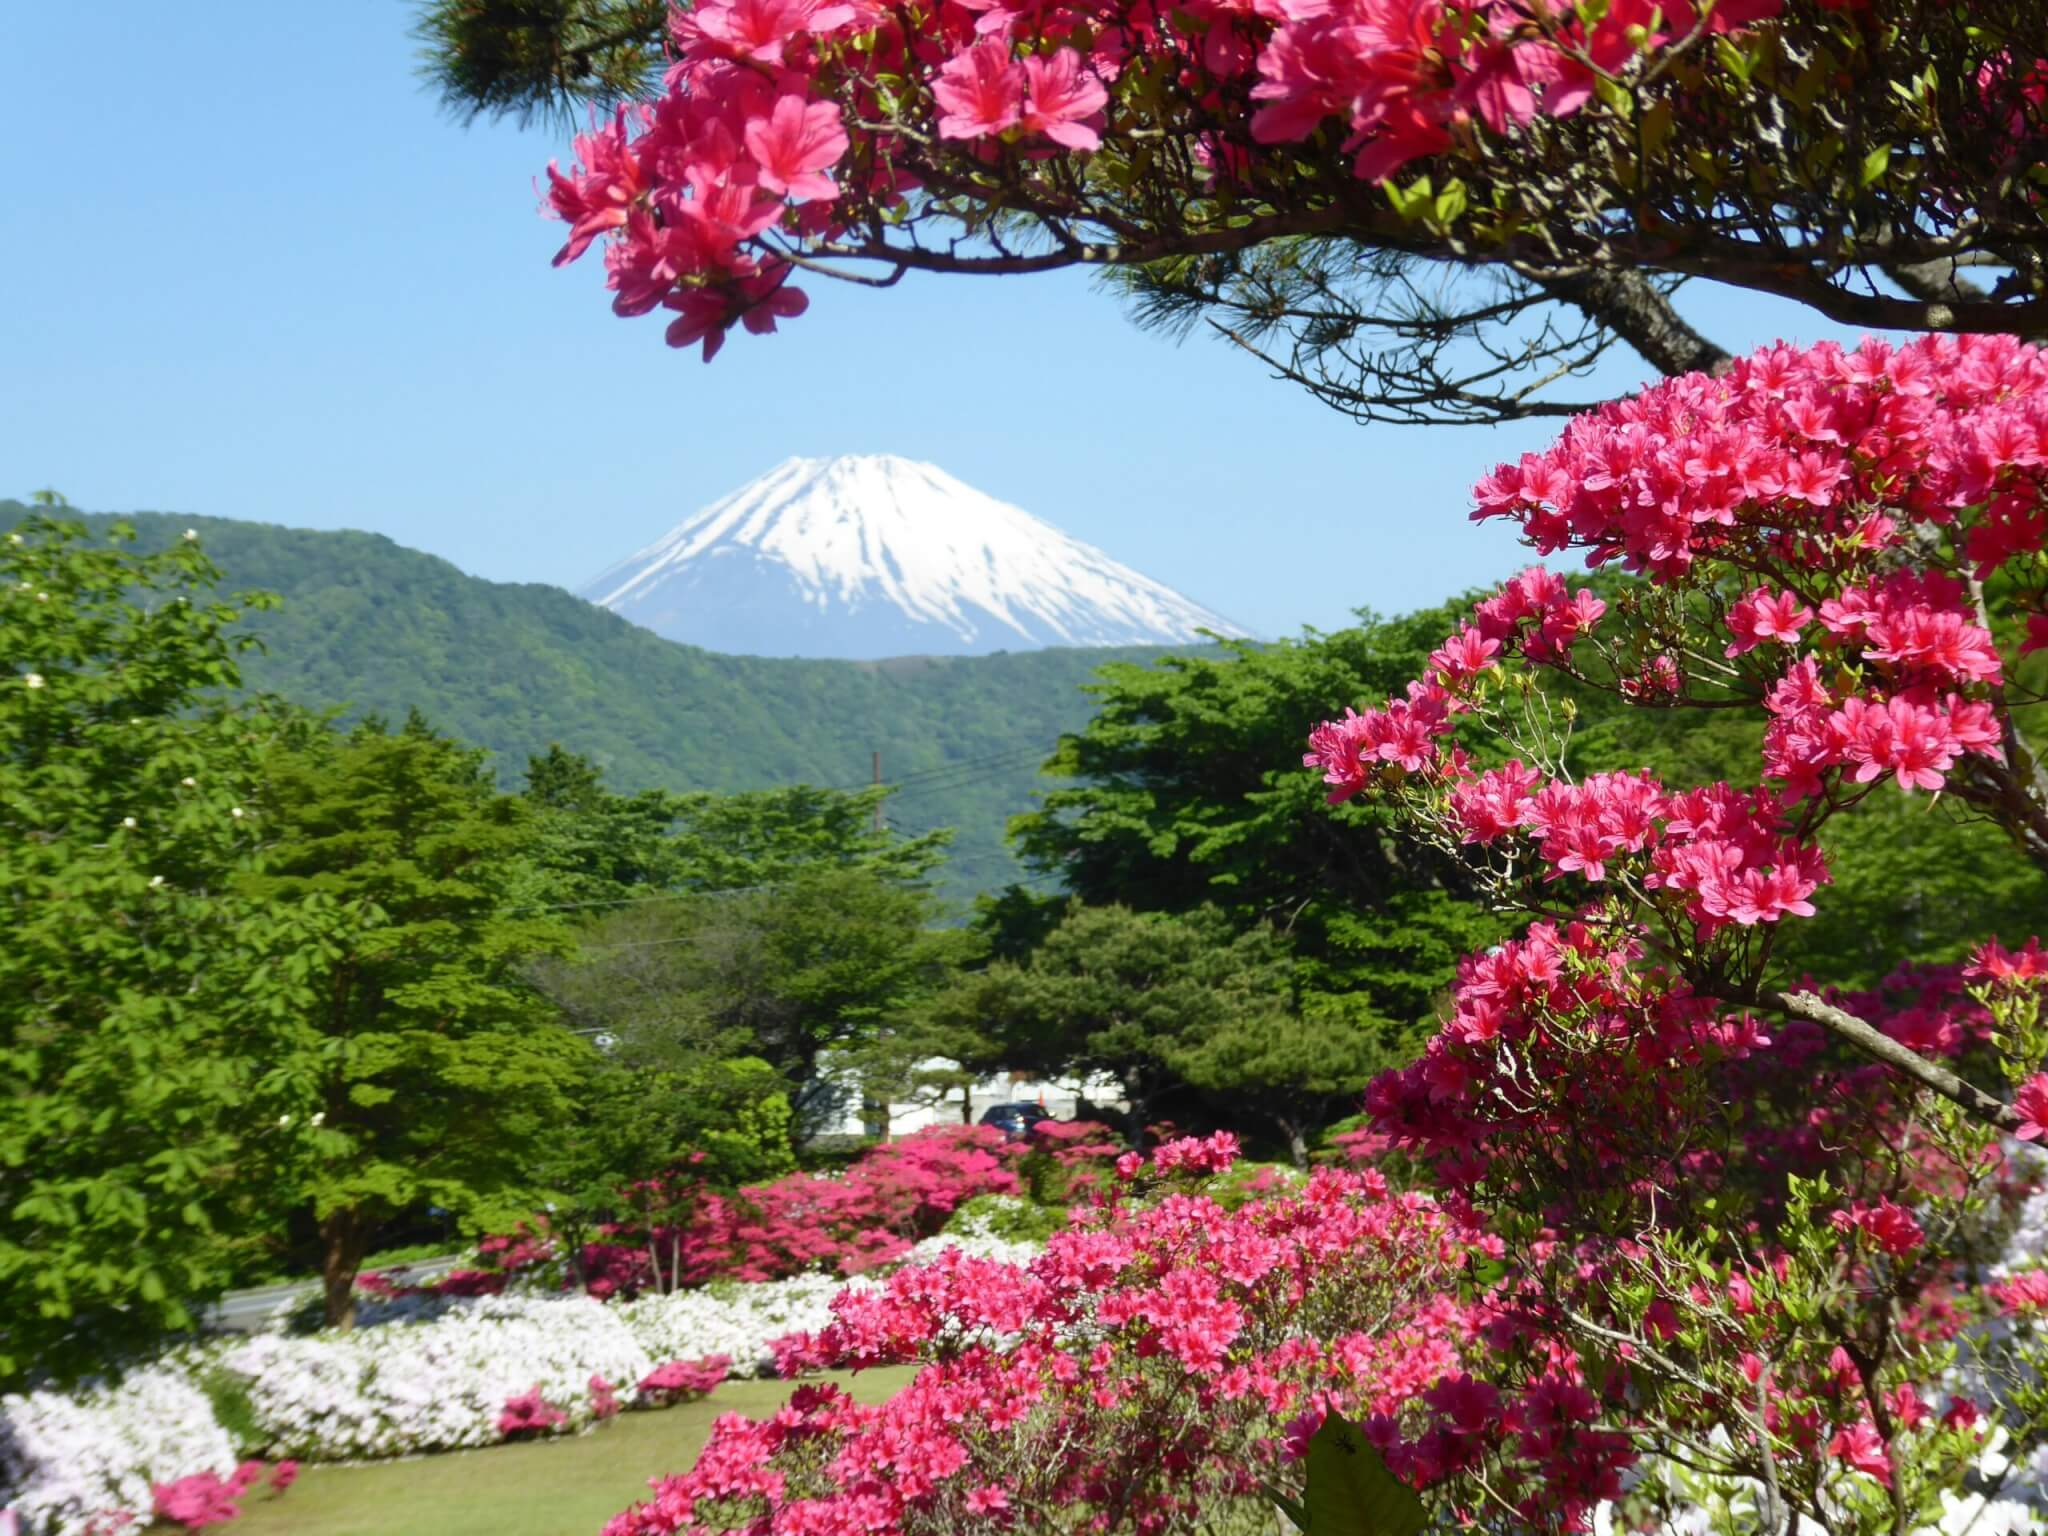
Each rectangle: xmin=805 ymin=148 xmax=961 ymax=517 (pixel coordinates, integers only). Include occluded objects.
xmin=578 ymin=454 xmax=1249 ymax=659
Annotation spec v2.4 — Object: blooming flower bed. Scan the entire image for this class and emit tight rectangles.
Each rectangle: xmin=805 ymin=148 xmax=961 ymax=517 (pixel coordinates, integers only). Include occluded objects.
xmin=430 ymin=1125 xmax=1033 ymax=1301
xmin=0 ymin=1201 xmax=1050 ymax=1535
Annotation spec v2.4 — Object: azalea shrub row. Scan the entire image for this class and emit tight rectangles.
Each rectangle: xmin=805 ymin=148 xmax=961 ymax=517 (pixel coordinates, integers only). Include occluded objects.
xmin=0 ymin=1210 xmax=1037 ymax=1536
xmin=599 ymin=335 xmax=2048 ymax=1536
xmin=374 ymin=1125 xmax=1038 ymax=1302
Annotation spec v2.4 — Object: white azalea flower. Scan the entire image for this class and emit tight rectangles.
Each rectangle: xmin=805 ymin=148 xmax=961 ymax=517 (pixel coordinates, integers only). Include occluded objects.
xmin=22 ymin=673 xmax=44 ymax=689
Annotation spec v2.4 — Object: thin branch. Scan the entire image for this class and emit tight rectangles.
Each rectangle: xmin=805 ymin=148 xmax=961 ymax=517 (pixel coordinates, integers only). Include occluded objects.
xmin=1761 ymin=990 xmax=2021 ymax=1134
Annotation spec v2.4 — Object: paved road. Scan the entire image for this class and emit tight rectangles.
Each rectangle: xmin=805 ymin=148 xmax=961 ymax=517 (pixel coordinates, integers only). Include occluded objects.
xmin=206 ymin=1255 xmax=464 ymax=1333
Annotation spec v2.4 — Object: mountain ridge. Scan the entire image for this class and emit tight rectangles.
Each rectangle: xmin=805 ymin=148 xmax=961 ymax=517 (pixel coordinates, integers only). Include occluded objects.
xmin=581 ymin=454 xmax=1249 ymax=659
xmin=12 ymin=503 xmax=1194 ymax=903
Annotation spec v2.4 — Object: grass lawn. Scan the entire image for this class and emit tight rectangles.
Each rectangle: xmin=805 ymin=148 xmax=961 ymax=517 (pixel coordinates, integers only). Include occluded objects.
xmin=230 ymin=1367 xmax=916 ymax=1536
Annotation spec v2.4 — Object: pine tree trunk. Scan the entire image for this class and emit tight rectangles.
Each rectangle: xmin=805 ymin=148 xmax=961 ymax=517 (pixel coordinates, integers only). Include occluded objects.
xmin=1124 ymin=1080 xmax=1151 ymax=1150
xmin=1282 ymin=1120 xmax=1310 ymax=1169
xmin=319 ymin=1210 xmax=371 ymax=1331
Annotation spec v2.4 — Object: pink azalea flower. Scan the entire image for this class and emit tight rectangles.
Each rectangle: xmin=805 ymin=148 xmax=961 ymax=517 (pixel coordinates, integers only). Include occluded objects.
xmin=965 ymin=1485 xmax=1011 ymax=1514
xmin=743 ymin=95 xmax=849 ymax=200
xmin=934 ymin=42 xmax=1026 ymax=139
xmin=1969 ymin=937 xmax=2048 ymax=984
xmin=1020 ymin=49 xmax=1108 ymax=150
xmin=1829 ymin=1198 xmax=1924 ymax=1256
xmin=1724 ymin=586 xmax=1814 ymax=657
xmin=2014 ymin=1074 xmax=2048 ymax=1140
xmin=1828 ymin=1421 xmax=1893 ymax=1487
xmin=679 ymin=0 xmax=858 ymax=66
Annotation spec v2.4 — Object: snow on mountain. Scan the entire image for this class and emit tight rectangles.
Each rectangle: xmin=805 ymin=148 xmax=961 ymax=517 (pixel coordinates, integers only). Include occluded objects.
xmin=578 ymin=454 xmax=1250 ymax=659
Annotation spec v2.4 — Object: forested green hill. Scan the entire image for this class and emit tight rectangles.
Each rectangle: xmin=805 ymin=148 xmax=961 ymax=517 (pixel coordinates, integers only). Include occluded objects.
xmin=16 ymin=504 xmax=1184 ymax=903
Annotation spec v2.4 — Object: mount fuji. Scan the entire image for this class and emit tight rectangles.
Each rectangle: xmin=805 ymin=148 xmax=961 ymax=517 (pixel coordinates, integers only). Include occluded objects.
xmin=577 ymin=454 xmax=1249 ymax=659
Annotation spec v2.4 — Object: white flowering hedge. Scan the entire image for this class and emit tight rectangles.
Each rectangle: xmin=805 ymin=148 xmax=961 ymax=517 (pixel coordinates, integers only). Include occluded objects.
xmin=0 ymin=1212 xmax=1042 ymax=1536
xmin=221 ymin=1294 xmax=655 ymax=1461
xmin=0 ymin=1363 xmax=236 ymax=1536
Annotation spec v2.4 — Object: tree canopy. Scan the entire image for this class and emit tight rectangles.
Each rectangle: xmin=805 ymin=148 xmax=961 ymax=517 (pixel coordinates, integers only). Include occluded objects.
xmin=967 ymin=902 xmax=1307 ymax=1143
xmin=0 ymin=512 xmax=343 ymax=1384
xmin=239 ymin=716 xmax=593 ymax=1327
xmin=1008 ymin=612 xmax=1503 ymax=1056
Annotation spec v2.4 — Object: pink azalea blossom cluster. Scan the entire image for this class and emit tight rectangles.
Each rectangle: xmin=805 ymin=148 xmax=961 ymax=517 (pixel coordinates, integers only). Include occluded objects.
xmin=1455 ymin=766 xmax=1830 ymax=928
xmin=597 ymin=1127 xmax=2016 ymax=1533
xmin=541 ymin=0 xmax=1786 ymax=358
xmin=149 ymin=1463 xmax=295 ymax=1532
xmin=1364 ymin=920 xmax=1803 ymax=1193
xmin=1245 ymin=0 xmax=1776 ymax=177
xmin=1471 ymin=335 xmax=2048 ymax=580
xmin=636 ymin=1355 xmax=732 ymax=1406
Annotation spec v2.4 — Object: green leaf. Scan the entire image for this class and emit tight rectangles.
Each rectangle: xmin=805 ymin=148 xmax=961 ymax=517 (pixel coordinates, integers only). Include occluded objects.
xmin=1713 ymin=34 xmax=1756 ymax=83
xmin=1859 ymin=143 xmax=1891 ymax=187
xmin=1384 ymin=175 xmax=1433 ymax=220
xmin=1304 ymin=1412 xmax=1426 ymax=1536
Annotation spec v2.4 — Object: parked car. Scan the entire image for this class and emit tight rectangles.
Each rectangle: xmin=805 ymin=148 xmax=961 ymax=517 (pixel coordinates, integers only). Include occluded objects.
xmin=978 ymin=1102 xmax=1051 ymax=1141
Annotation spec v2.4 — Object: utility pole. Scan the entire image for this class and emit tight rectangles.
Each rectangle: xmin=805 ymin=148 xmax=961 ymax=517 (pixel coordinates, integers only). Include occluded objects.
xmin=872 ymin=750 xmax=883 ymax=835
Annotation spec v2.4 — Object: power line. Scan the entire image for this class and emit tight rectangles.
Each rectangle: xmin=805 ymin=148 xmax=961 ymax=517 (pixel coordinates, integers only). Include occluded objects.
xmin=867 ymin=755 xmax=1053 ymax=803
xmin=833 ymin=743 xmax=1054 ymax=794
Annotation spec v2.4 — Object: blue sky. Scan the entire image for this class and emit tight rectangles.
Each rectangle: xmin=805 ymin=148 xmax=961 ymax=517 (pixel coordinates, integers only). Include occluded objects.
xmin=1 ymin=3 xmax=1881 ymax=639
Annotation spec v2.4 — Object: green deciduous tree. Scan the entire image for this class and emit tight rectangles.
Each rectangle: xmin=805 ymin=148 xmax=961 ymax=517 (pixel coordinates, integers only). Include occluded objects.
xmin=541 ymin=865 xmax=974 ymax=1140
xmin=533 ymin=1051 xmax=795 ymax=1290
xmin=518 ymin=745 xmax=950 ymax=910
xmin=977 ymin=904 xmax=1309 ymax=1146
xmin=1172 ymin=1009 xmax=1386 ymax=1168
xmin=240 ymin=717 xmax=592 ymax=1328
xmin=1009 ymin=613 xmax=1503 ymax=1061
xmin=0 ymin=509 xmax=343 ymax=1385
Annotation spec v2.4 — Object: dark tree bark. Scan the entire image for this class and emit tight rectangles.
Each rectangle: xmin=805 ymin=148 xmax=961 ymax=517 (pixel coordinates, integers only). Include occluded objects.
xmin=1543 ymin=272 xmax=1731 ymax=379
xmin=319 ymin=1208 xmax=373 ymax=1331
